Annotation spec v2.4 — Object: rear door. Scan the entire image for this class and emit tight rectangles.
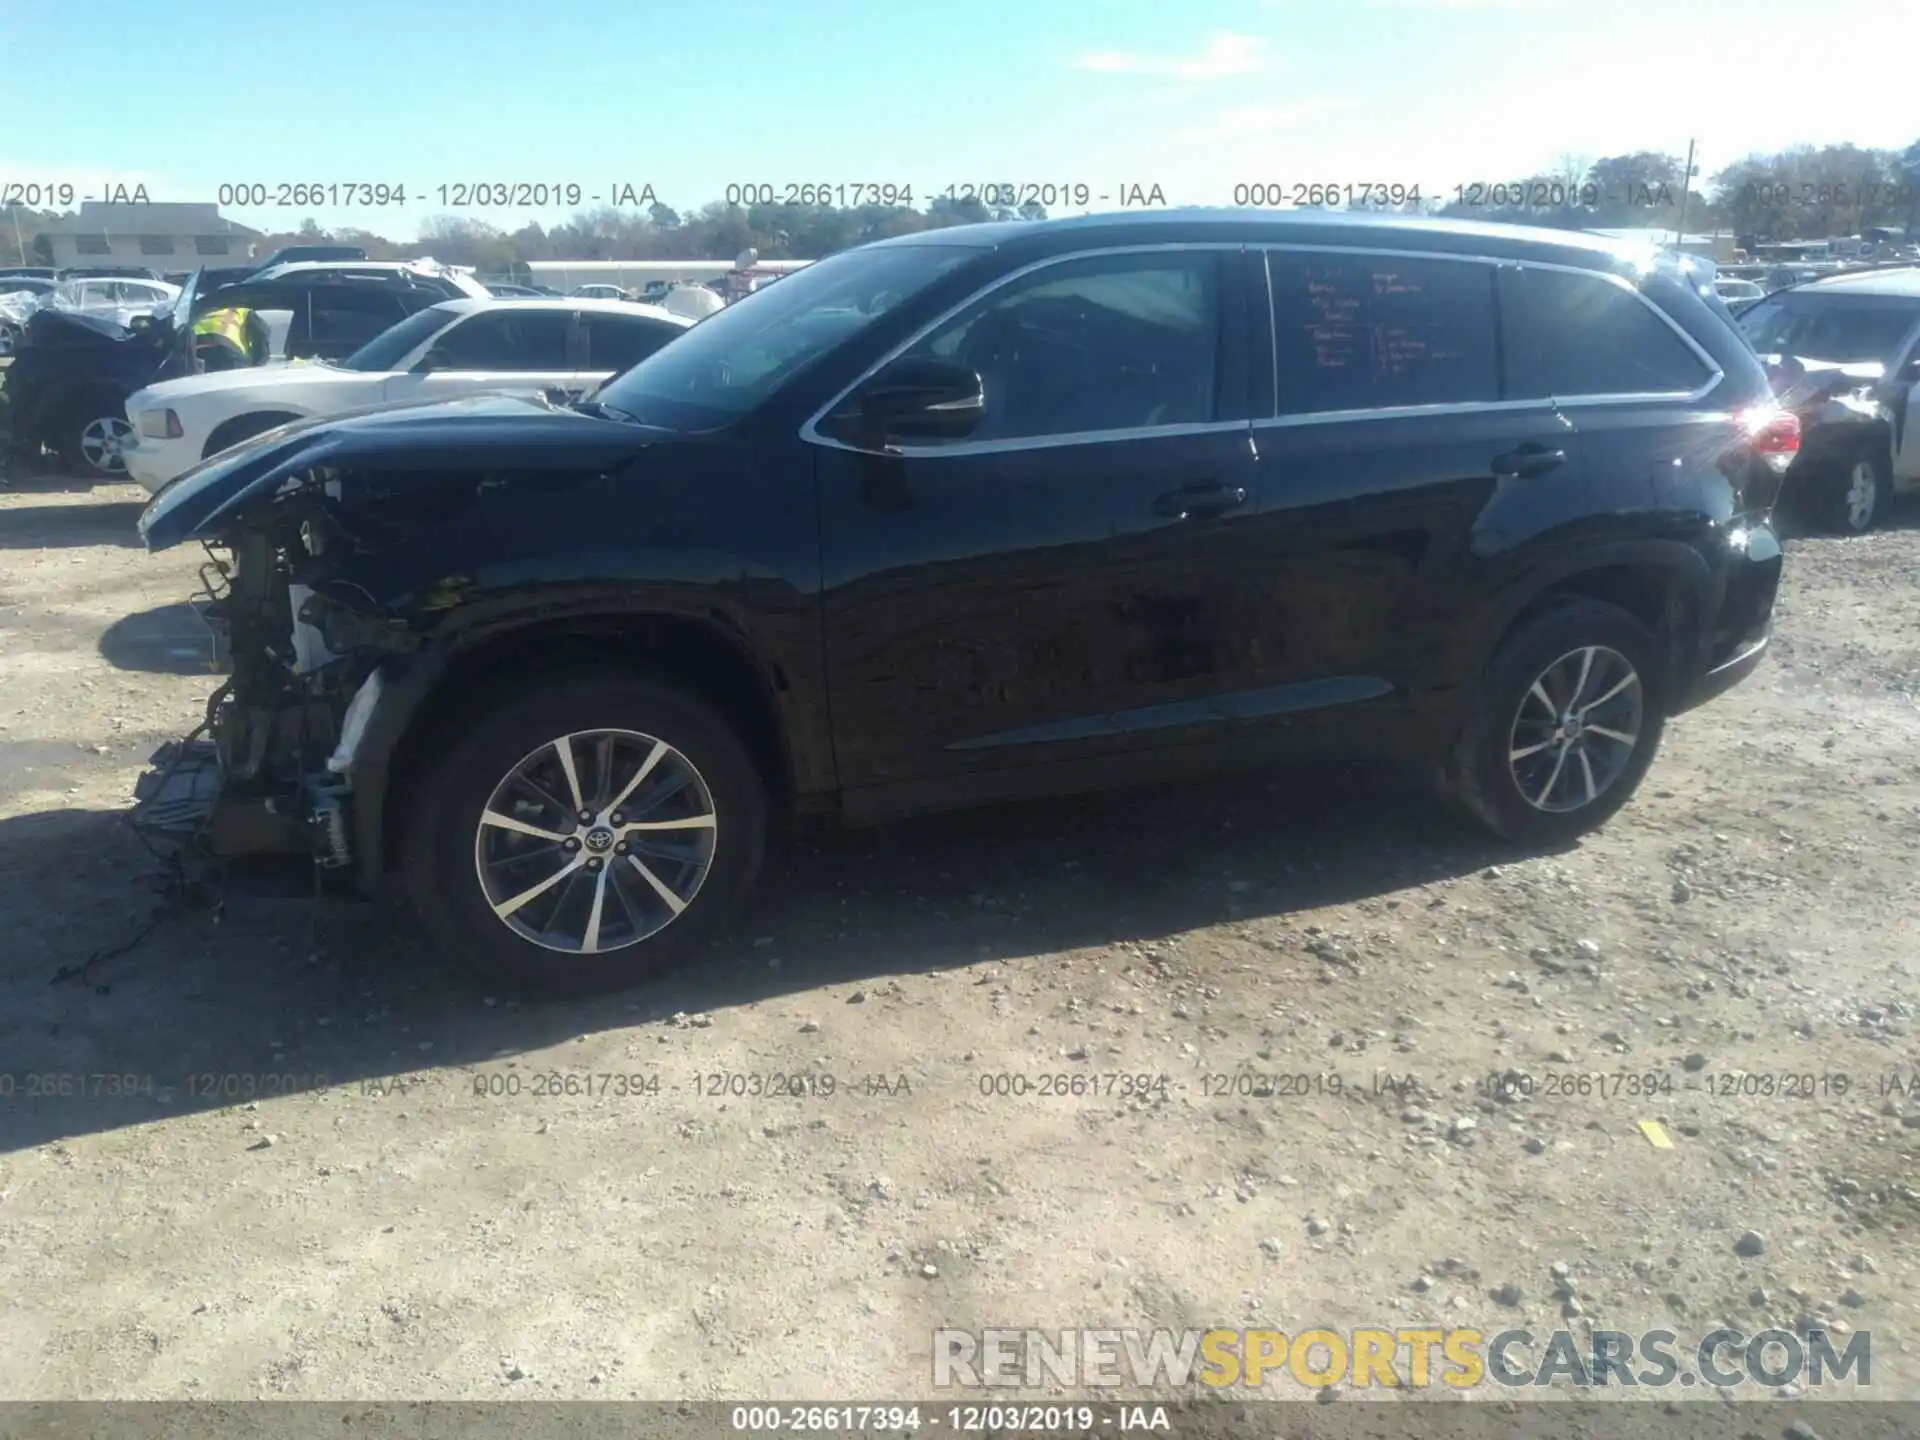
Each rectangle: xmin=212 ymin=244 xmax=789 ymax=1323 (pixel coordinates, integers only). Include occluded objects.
xmin=1237 ymin=245 xmax=1575 ymax=764
xmin=379 ymin=308 xmax=581 ymax=404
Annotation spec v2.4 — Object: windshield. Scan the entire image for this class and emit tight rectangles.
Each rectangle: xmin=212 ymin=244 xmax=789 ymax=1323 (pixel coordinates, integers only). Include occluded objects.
xmin=337 ymin=306 xmax=461 ymax=371
xmin=1738 ymin=294 xmax=1920 ymax=365
xmin=592 ymin=244 xmax=978 ymax=430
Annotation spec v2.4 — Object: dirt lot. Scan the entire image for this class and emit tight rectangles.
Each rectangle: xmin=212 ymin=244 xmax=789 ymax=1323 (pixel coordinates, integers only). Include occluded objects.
xmin=0 ymin=472 xmax=1915 ymax=1405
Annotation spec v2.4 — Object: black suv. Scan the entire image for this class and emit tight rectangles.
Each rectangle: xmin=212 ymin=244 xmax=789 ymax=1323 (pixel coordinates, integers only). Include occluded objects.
xmin=134 ymin=211 xmax=1789 ymax=992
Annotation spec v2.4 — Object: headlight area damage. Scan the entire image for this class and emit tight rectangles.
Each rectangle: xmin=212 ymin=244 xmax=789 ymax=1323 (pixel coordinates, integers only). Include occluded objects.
xmin=129 ymin=394 xmax=662 ymax=891
xmin=132 ymin=461 xmax=425 ymax=881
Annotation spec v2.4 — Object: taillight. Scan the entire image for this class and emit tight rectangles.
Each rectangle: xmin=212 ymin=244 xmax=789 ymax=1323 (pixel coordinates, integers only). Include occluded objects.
xmin=1738 ymin=406 xmax=1800 ymax=476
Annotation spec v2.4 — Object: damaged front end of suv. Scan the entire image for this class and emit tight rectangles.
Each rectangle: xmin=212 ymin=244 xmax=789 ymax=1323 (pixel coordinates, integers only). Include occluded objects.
xmin=131 ymin=394 xmax=672 ymax=894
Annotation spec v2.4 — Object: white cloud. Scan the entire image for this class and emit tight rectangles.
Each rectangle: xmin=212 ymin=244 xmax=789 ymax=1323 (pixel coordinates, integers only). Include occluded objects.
xmin=1170 ymin=99 xmax=1355 ymax=147
xmin=1069 ymin=32 xmax=1270 ymax=79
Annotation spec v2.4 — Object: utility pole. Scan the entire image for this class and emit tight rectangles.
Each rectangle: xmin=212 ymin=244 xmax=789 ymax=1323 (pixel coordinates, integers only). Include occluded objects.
xmin=8 ymin=204 xmax=25 ymax=265
xmin=1674 ymin=138 xmax=1697 ymax=248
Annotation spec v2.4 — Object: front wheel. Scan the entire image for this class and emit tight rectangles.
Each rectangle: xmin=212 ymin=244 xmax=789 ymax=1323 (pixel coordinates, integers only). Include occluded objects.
xmin=60 ymin=407 xmax=135 ymax=477
xmin=1438 ymin=599 xmax=1666 ymax=847
xmin=0 ymin=320 xmax=20 ymax=357
xmin=402 ymin=672 xmax=768 ymax=994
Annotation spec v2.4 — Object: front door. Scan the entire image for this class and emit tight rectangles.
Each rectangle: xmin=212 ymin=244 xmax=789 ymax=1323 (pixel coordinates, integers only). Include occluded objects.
xmin=813 ymin=246 xmax=1265 ymax=812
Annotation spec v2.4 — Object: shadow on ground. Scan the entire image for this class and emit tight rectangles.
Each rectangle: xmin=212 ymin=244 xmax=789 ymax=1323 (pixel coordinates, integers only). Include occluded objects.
xmin=0 ymin=498 xmax=144 ymax=549
xmin=0 ymin=766 xmax=1521 ymax=1153
xmin=98 ymin=601 xmax=229 ymax=676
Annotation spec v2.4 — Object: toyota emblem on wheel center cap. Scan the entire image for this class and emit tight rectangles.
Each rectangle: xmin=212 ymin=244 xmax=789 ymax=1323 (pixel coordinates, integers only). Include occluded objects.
xmin=583 ymin=827 xmax=616 ymax=854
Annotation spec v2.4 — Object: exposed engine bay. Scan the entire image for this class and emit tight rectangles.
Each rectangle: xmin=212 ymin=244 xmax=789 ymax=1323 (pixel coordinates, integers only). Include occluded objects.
xmin=133 ymin=466 xmax=415 ymax=881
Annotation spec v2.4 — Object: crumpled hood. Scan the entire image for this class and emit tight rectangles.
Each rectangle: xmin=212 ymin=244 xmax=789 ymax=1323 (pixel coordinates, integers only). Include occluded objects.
xmin=137 ymin=392 xmax=678 ymax=551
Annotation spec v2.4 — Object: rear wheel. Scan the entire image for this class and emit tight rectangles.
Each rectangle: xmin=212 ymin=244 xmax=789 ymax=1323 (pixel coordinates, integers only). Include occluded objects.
xmin=1815 ymin=446 xmax=1888 ymax=535
xmin=1438 ymin=599 xmax=1666 ymax=847
xmin=402 ymin=672 xmax=767 ymax=994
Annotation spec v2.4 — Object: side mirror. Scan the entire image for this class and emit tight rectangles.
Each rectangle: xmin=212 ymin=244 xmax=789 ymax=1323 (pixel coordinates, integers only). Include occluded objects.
xmin=844 ymin=357 xmax=984 ymax=443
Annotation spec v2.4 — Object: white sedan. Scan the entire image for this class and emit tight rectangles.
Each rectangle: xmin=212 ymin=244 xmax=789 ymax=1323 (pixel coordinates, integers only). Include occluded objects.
xmin=122 ymin=297 xmax=691 ymax=494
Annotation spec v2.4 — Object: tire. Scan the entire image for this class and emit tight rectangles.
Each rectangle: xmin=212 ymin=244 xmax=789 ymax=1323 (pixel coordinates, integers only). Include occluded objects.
xmin=402 ymin=671 xmax=767 ymax=995
xmin=0 ymin=321 xmax=20 ymax=357
xmin=203 ymin=411 xmax=300 ymax=460
xmin=57 ymin=400 xmax=135 ymax=477
xmin=1437 ymin=599 xmax=1666 ymax=848
xmin=1815 ymin=444 xmax=1888 ymax=536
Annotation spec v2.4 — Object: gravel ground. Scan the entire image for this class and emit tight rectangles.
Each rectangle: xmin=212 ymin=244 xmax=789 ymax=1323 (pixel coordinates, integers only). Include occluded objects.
xmin=0 ymin=474 xmax=1915 ymax=1404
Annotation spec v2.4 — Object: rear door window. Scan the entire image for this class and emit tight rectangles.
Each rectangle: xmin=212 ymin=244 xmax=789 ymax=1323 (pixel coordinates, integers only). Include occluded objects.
xmin=433 ymin=310 xmax=575 ymax=370
xmin=1265 ymin=250 xmax=1502 ymax=415
xmin=584 ymin=314 xmax=684 ymax=371
xmin=305 ymin=288 xmax=411 ymax=353
xmin=1517 ymin=266 xmax=1716 ymax=398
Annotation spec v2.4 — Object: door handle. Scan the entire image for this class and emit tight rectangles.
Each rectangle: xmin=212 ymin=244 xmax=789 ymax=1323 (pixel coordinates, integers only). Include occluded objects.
xmin=1491 ymin=444 xmax=1568 ymax=479
xmin=1153 ymin=481 xmax=1248 ymax=520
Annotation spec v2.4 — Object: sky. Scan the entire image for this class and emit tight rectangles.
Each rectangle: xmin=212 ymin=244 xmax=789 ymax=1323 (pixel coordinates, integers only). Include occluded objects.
xmin=4 ymin=0 xmax=1916 ymax=241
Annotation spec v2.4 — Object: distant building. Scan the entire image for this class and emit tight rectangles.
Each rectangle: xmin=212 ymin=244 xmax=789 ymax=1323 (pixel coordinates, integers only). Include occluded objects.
xmin=37 ymin=202 xmax=265 ymax=270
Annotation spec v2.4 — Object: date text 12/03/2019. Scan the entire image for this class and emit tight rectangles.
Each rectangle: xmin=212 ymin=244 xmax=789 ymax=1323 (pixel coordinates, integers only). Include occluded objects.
xmin=722 ymin=183 xmax=1171 ymax=209
xmin=212 ymin=182 xmax=664 ymax=210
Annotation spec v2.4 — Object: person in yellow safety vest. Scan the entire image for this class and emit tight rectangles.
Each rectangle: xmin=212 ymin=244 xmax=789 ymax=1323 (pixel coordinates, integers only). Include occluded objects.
xmin=190 ymin=305 xmax=262 ymax=371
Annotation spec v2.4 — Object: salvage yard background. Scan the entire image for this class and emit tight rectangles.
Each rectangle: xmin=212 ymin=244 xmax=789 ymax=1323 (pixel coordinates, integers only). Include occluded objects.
xmin=0 ymin=470 xmax=1916 ymax=1398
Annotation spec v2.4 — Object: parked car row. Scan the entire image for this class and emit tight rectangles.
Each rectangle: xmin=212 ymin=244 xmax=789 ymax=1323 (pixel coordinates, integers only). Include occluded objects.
xmin=0 ymin=260 xmax=490 ymax=477
xmin=1735 ymin=266 xmax=1920 ymax=533
xmin=1 ymin=275 xmax=181 ymax=356
xmin=121 ymin=296 xmax=692 ymax=492
xmin=131 ymin=208 xmax=1792 ymax=995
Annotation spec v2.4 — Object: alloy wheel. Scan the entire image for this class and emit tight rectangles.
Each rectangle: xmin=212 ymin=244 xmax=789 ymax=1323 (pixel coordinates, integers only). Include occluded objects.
xmin=472 ymin=727 xmax=718 ymax=954
xmin=79 ymin=416 xmax=134 ymax=475
xmin=0 ymin=323 xmax=18 ymax=357
xmin=1843 ymin=460 xmax=1877 ymax=532
xmin=1506 ymin=645 xmax=1644 ymax=813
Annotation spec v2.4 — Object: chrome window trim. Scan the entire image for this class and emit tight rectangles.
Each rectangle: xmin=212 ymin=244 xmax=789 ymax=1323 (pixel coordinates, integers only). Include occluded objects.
xmin=798 ymin=242 xmax=1246 ymax=458
xmin=1251 ymin=398 xmax=1560 ymax=430
xmin=870 ymin=419 xmax=1250 ymax=460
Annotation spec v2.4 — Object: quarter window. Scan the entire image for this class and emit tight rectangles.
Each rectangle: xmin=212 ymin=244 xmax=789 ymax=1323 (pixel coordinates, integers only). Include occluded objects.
xmin=894 ymin=250 xmax=1220 ymax=443
xmin=1520 ymin=266 xmax=1713 ymax=397
xmin=1267 ymin=251 xmax=1501 ymax=415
